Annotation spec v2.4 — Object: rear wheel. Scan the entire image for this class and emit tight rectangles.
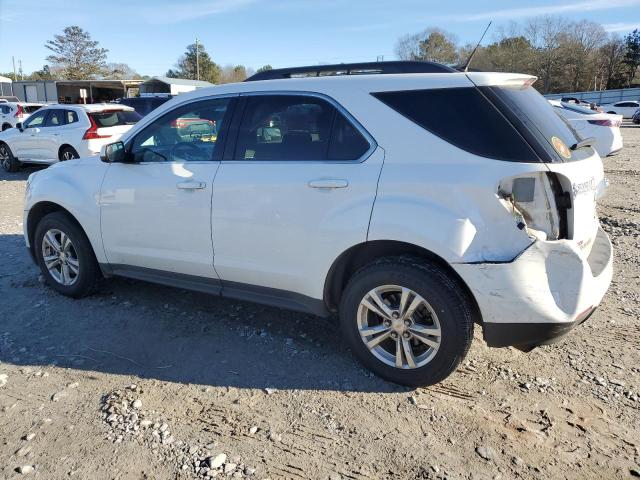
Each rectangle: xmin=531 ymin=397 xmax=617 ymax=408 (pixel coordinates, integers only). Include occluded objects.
xmin=339 ymin=256 xmax=475 ymax=387
xmin=0 ymin=143 xmax=20 ymax=172
xmin=1 ymin=123 xmax=11 ymax=131
xmin=59 ymin=146 xmax=79 ymax=161
xmin=34 ymin=212 xmax=101 ymax=297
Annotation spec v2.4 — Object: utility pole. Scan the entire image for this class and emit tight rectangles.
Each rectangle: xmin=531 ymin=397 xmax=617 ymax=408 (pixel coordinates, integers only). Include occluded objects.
xmin=12 ymin=56 xmax=17 ymax=81
xmin=18 ymin=60 xmax=23 ymax=80
xmin=195 ymin=37 xmax=200 ymax=80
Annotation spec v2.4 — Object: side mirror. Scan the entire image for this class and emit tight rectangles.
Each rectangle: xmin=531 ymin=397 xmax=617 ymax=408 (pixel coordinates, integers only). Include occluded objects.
xmin=100 ymin=141 xmax=127 ymax=163
xmin=15 ymin=122 xmax=23 ymax=131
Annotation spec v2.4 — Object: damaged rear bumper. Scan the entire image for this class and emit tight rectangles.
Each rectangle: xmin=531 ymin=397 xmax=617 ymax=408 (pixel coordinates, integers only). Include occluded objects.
xmin=452 ymin=225 xmax=613 ymax=350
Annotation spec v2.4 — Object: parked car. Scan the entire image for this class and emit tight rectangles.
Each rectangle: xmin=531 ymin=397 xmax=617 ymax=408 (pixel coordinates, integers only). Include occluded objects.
xmin=21 ymin=62 xmax=613 ymax=386
xmin=632 ymin=108 xmax=640 ymax=124
xmin=601 ymin=100 xmax=640 ymax=118
xmin=112 ymin=95 xmax=172 ymax=117
xmin=0 ymin=104 xmax=141 ymax=171
xmin=549 ymin=100 xmax=623 ymax=156
xmin=0 ymin=102 xmax=44 ymax=131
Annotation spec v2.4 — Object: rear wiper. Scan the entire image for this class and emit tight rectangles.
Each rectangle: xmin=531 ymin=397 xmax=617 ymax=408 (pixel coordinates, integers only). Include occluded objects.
xmin=570 ymin=137 xmax=596 ymax=151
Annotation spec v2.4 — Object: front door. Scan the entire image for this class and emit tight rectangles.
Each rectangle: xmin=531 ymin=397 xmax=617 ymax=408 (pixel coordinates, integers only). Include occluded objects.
xmin=100 ymin=96 xmax=234 ymax=281
xmin=211 ymin=93 xmax=383 ymax=300
xmin=11 ymin=109 xmax=49 ymax=160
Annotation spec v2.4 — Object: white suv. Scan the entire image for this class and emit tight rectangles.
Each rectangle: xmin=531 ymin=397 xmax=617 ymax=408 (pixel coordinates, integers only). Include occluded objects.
xmin=22 ymin=62 xmax=613 ymax=386
xmin=0 ymin=102 xmax=44 ymax=131
xmin=0 ymin=104 xmax=141 ymax=172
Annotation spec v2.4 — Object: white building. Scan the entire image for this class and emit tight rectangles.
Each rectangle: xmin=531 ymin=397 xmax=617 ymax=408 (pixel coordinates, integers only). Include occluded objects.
xmin=139 ymin=77 xmax=213 ymax=95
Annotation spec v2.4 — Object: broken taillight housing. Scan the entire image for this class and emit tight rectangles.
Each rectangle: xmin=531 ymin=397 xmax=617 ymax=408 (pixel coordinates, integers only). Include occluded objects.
xmin=498 ymin=172 xmax=570 ymax=241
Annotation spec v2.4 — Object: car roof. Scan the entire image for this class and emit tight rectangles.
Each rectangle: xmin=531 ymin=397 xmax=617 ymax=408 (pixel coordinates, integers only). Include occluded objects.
xmin=39 ymin=103 xmax=135 ymax=112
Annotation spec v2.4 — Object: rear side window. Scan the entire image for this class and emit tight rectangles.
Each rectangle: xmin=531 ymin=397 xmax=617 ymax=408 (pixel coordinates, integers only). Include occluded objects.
xmin=65 ymin=110 xmax=79 ymax=124
xmin=372 ymin=88 xmax=538 ymax=162
xmin=45 ymin=109 xmax=65 ymax=126
xmin=90 ymin=110 xmax=141 ymax=127
xmin=233 ymin=95 xmax=370 ymax=161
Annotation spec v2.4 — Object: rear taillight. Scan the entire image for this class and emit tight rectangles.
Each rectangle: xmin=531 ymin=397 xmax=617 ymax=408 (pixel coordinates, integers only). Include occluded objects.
xmin=588 ymin=119 xmax=621 ymax=127
xmin=83 ymin=115 xmax=111 ymax=140
xmin=14 ymin=105 xmax=24 ymax=118
xmin=498 ymin=172 xmax=570 ymax=241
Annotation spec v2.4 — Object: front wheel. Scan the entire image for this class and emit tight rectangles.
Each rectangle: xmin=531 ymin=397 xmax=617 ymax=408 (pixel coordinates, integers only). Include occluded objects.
xmin=34 ymin=212 xmax=101 ymax=297
xmin=0 ymin=143 xmax=20 ymax=172
xmin=339 ymin=257 xmax=475 ymax=387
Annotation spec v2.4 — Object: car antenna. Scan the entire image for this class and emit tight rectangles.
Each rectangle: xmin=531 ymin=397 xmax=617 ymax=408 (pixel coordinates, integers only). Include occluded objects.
xmin=459 ymin=21 xmax=492 ymax=72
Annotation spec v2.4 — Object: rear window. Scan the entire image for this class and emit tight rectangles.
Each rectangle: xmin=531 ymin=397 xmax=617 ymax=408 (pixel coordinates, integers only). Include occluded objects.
xmin=559 ymin=103 xmax=598 ymax=115
xmin=484 ymin=85 xmax=590 ymax=162
xmin=90 ymin=110 xmax=141 ymax=127
xmin=372 ymin=88 xmax=538 ymax=162
xmin=23 ymin=105 xmax=41 ymax=114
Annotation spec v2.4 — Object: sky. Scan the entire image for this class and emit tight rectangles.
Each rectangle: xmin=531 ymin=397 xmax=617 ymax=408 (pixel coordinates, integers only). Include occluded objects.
xmin=1 ymin=0 xmax=640 ymax=77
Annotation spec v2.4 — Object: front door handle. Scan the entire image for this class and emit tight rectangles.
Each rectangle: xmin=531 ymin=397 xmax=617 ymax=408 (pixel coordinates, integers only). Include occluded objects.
xmin=176 ymin=181 xmax=206 ymax=190
xmin=308 ymin=179 xmax=349 ymax=189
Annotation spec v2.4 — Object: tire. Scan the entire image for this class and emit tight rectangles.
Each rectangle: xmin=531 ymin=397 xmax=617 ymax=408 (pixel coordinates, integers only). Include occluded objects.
xmin=339 ymin=256 xmax=475 ymax=387
xmin=0 ymin=142 xmax=20 ymax=172
xmin=59 ymin=146 xmax=80 ymax=161
xmin=34 ymin=212 xmax=101 ymax=298
xmin=1 ymin=123 xmax=11 ymax=131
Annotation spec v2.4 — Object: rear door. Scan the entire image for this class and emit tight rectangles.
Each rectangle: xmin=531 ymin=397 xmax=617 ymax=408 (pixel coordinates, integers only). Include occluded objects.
xmin=211 ymin=93 xmax=383 ymax=300
xmin=40 ymin=109 xmax=66 ymax=161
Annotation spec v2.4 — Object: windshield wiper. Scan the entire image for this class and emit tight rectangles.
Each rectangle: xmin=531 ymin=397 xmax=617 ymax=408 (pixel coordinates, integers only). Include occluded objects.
xmin=570 ymin=137 xmax=596 ymax=151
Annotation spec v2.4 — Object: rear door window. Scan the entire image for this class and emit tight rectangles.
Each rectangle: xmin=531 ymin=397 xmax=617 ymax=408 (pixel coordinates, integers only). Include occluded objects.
xmin=373 ymin=88 xmax=538 ymax=162
xmin=23 ymin=105 xmax=41 ymax=114
xmin=90 ymin=110 xmax=142 ymax=128
xmin=65 ymin=110 xmax=79 ymax=124
xmin=45 ymin=109 xmax=65 ymax=127
xmin=233 ymin=95 xmax=370 ymax=161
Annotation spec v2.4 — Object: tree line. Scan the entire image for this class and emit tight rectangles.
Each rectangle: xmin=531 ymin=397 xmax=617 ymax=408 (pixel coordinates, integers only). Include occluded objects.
xmin=1 ymin=26 xmax=270 ymax=85
xmin=3 ymin=20 xmax=640 ymax=94
xmin=396 ymin=17 xmax=640 ymax=93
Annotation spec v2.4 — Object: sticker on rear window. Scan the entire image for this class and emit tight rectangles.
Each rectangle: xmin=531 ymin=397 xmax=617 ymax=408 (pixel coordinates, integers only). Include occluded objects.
xmin=551 ymin=136 xmax=571 ymax=159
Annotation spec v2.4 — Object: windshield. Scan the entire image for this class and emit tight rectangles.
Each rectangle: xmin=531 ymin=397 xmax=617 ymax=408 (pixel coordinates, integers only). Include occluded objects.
xmin=90 ymin=110 xmax=141 ymax=127
xmin=486 ymin=85 xmax=592 ymax=162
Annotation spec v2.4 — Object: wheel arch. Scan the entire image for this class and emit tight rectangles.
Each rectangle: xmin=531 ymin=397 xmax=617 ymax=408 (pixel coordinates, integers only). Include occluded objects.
xmin=27 ymin=202 xmax=85 ymax=255
xmin=323 ymin=240 xmax=482 ymax=323
xmin=1 ymin=123 xmax=12 ymax=131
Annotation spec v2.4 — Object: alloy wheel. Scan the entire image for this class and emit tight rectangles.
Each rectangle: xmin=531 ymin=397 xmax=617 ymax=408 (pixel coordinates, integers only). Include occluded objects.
xmin=357 ymin=285 xmax=441 ymax=369
xmin=0 ymin=145 xmax=9 ymax=170
xmin=41 ymin=228 xmax=80 ymax=286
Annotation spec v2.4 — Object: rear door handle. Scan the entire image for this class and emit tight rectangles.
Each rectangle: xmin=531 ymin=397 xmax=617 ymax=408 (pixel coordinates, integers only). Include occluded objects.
xmin=308 ymin=179 xmax=349 ymax=189
xmin=176 ymin=181 xmax=206 ymax=190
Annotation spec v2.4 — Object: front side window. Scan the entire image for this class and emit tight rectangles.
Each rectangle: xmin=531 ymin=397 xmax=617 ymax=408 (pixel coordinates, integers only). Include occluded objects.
xmin=23 ymin=110 xmax=47 ymax=128
xmin=130 ymin=98 xmax=230 ymax=163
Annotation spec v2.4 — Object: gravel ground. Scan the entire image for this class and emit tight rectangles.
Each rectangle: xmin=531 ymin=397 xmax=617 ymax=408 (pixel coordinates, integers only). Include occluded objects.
xmin=0 ymin=125 xmax=639 ymax=480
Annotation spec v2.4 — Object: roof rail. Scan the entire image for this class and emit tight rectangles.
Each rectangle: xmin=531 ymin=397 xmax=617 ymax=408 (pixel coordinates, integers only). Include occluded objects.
xmin=245 ymin=61 xmax=456 ymax=81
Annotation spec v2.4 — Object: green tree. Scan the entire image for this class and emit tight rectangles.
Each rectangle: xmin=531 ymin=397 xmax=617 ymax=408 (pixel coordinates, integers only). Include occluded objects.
xmin=166 ymin=43 xmax=221 ymax=84
xmin=45 ymin=26 xmax=108 ymax=79
xmin=396 ymin=28 xmax=459 ymax=64
xmin=623 ymin=29 xmax=640 ymax=86
xmin=28 ymin=65 xmax=57 ymax=81
xmin=256 ymin=64 xmax=273 ymax=73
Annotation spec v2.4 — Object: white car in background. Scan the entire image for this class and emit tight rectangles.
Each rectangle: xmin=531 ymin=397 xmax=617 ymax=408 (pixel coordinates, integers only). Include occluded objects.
xmin=0 ymin=104 xmax=141 ymax=172
xmin=601 ymin=100 xmax=640 ymax=118
xmin=549 ymin=100 xmax=623 ymax=157
xmin=0 ymin=102 xmax=44 ymax=131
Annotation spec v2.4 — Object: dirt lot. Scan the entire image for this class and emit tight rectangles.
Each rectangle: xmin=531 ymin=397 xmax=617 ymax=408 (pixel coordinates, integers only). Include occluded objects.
xmin=1 ymin=126 xmax=639 ymax=480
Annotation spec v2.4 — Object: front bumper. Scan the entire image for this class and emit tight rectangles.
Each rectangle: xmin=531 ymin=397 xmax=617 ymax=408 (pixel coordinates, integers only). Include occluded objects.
xmin=453 ymin=225 xmax=613 ymax=349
